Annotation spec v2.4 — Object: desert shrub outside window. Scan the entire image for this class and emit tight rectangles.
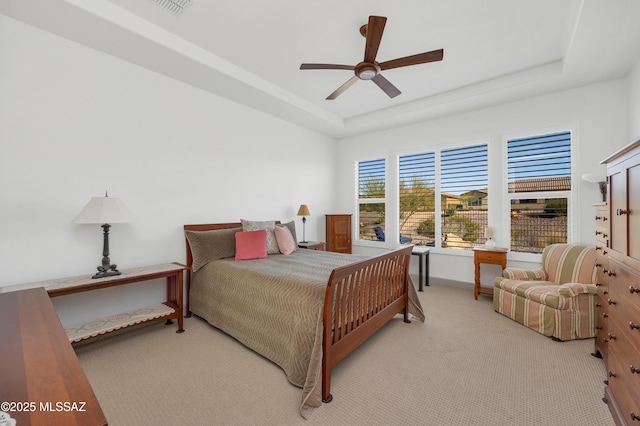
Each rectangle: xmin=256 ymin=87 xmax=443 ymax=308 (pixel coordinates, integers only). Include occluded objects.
xmin=399 ymin=152 xmax=436 ymax=246
xmin=398 ymin=144 xmax=489 ymax=250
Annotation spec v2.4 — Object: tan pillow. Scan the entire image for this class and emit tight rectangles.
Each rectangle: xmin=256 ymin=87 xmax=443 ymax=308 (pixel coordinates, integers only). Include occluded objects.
xmin=241 ymin=219 xmax=279 ymax=254
xmin=280 ymin=220 xmax=298 ymax=243
xmin=185 ymin=227 xmax=242 ymax=272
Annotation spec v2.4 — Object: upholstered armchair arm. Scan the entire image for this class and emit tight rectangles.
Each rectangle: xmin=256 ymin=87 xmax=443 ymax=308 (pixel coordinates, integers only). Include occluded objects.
xmin=501 ymin=267 xmax=547 ymax=281
xmin=558 ymin=283 xmax=598 ymax=297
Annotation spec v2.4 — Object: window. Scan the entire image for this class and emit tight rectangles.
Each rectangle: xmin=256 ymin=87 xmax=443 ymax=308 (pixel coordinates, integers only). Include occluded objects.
xmin=358 ymin=158 xmax=386 ymax=242
xmin=440 ymin=144 xmax=489 ymax=249
xmin=507 ymin=130 xmax=571 ymax=253
xmin=399 ymin=152 xmax=436 ymax=246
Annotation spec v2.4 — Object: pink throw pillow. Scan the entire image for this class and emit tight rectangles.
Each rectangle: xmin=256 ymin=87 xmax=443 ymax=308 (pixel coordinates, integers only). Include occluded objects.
xmin=274 ymin=225 xmax=297 ymax=255
xmin=235 ymin=230 xmax=268 ymax=260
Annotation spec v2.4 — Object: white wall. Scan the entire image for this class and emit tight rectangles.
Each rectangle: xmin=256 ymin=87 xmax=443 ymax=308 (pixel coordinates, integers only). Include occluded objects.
xmin=629 ymin=59 xmax=640 ymax=139
xmin=1 ymin=14 xmax=636 ymax=320
xmin=0 ymin=16 xmax=337 ymax=325
xmin=335 ymin=79 xmax=629 ymax=288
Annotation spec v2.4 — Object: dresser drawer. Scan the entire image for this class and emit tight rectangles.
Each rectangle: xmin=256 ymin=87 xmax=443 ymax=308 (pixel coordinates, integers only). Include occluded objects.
xmin=609 ymin=267 xmax=640 ymax=354
xmin=609 ymin=317 xmax=640 ymax=383
xmin=596 ymin=231 xmax=609 ymax=249
xmin=607 ymin=343 xmax=640 ymax=424
xmin=474 ymin=250 xmax=503 ymax=265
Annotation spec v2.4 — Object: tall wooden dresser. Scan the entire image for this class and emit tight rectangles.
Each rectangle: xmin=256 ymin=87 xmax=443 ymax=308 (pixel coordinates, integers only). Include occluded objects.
xmin=600 ymin=138 xmax=640 ymax=425
xmin=326 ymin=214 xmax=352 ymax=254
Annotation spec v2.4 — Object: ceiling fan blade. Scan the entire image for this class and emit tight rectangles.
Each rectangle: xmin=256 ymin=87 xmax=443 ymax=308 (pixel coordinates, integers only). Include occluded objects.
xmin=326 ymin=76 xmax=359 ymax=100
xmin=371 ymin=74 xmax=401 ymax=98
xmin=364 ymin=16 xmax=387 ymax=63
xmin=379 ymin=49 xmax=444 ymax=71
xmin=300 ymin=64 xmax=355 ymax=70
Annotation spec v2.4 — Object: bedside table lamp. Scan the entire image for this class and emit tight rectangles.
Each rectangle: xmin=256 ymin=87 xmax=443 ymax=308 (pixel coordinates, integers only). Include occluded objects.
xmin=485 ymin=227 xmax=496 ymax=248
xmin=73 ymin=192 xmax=133 ymax=279
xmin=297 ymin=204 xmax=311 ymax=243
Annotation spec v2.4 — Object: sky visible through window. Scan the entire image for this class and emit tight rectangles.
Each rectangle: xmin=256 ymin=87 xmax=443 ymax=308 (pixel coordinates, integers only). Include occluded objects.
xmin=365 ymin=132 xmax=568 ymax=197
xmin=508 ymin=131 xmax=571 ymax=183
xmin=441 ymin=144 xmax=488 ymax=195
xmin=358 ymin=158 xmax=385 ymax=198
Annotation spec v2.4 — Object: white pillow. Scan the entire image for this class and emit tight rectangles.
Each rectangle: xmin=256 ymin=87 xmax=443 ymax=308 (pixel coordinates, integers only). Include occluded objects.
xmin=240 ymin=219 xmax=279 ymax=254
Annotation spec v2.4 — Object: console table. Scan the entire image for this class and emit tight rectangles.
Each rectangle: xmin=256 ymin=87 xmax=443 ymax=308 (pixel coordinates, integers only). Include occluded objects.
xmin=0 ymin=287 xmax=108 ymax=425
xmin=2 ymin=263 xmax=186 ymax=343
xmin=472 ymin=247 xmax=508 ymax=300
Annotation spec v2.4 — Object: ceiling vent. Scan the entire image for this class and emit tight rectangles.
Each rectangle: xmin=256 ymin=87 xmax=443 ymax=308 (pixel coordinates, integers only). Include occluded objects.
xmin=153 ymin=0 xmax=191 ymax=15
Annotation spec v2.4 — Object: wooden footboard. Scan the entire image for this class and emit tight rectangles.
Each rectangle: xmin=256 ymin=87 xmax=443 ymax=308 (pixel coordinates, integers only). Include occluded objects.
xmin=321 ymin=245 xmax=413 ymax=402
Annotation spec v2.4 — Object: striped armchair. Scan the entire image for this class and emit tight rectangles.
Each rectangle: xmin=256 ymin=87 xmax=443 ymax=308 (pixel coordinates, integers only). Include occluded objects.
xmin=493 ymin=244 xmax=598 ymax=341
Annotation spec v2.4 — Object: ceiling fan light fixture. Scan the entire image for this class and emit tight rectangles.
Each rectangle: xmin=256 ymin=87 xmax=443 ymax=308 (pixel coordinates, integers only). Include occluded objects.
xmin=355 ymin=63 xmax=379 ymax=80
xmin=359 ymin=69 xmax=376 ymax=80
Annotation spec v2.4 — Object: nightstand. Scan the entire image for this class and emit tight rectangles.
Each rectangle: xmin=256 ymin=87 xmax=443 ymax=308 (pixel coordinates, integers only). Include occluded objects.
xmin=472 ymin=247 xmax=508 ymax=300
xmin=298 ymin=241 xmax=326 ymax=251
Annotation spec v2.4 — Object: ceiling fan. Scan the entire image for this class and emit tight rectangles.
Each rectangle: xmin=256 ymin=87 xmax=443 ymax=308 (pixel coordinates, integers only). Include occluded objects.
xmin=300 ymin=15 xmax=444 ymax=100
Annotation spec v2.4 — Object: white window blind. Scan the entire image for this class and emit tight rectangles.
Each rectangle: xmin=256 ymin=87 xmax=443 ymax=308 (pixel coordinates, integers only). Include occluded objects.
xmin=440 ymin=144 xmax=489 ymax=249
xmin=507 ymin=131 xmax=571 ymax=253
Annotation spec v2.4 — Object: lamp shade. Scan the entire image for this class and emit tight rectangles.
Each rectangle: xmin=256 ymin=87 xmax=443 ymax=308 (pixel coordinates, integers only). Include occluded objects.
xmin=297 ymin=204 xmax=310 ymax=216
xmin=73 ymin=194 xmax=133 ymax=224
xmin=485 ymin=227 xmax=495 ymax=239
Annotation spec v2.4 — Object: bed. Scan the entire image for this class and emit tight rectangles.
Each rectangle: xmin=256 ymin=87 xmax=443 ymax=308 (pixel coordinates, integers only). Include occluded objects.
xmin=184 ymin=221 xmax=425 ymax=418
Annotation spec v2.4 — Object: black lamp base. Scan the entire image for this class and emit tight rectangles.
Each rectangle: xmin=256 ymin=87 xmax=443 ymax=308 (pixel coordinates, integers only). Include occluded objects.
xmin=93 ymin=264 xmax=121 ymax=279
xmin=91 ymin=223 xmax=122 ymax=279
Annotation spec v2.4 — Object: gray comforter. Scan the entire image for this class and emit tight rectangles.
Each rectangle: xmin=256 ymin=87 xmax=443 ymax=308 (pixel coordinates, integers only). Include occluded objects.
xmin=189 ymin=249 xmax=424 ymax=418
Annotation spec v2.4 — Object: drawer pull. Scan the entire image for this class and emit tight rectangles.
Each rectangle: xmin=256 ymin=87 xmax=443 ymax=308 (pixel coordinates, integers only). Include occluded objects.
xmin=630 ymin=286 xmax=640 ymax=294
xmin=608 ymin=333 xmax=616 ymax=340
xmin=595 ymin=282 xmax=602 ymax=287
xmin=595 ymin=216 xmax=602 ymax=220
xmin=603 ymin=269 xmax=609 ymax=274
xmin=595 ymin=263 xmax=602 ymax=268
xmin=631 ymin=365 xmax=640 ymax=374
xmin=596 ymin=326 xmax=603 ymax=330
xmin=608 ymin=371 xmax=616 ymax=378
xmin=608 ymin=270 xmax=616 ymax=277
xmin=631 ymin=322 xmax=640 ymax=330
xmin=596 ymin=303 xmax=602 ymax=308
xmin=603 ymin=313 xmax=609 ymax=318
xmin=596 ymin=231 xmax=602 ymax=236
xmin=616 ymin=208 xmax=628 ymax=215
xmin=604 ymin=290 xmax=609 ymax=295
xmin=607 ymin=299 xmax=617 ymax=305
xmin=596 ymin=246 xmax=602 ymax=251
xmin=631 ymin=412 xmax=640 ymax=421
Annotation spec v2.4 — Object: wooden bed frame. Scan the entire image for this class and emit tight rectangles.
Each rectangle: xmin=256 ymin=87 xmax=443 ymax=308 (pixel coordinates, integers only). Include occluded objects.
xmin=184 ymin=222 xmax=413 ymax=403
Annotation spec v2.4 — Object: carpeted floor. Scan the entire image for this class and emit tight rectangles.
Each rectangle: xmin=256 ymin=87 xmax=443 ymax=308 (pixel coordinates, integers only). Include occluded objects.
xmin=75 ymin=280 xmax=614 ymax=425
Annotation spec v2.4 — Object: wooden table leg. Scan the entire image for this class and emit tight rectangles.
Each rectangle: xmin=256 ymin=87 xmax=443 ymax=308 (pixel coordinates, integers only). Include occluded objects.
xmin=474 ymin=261 xmax=480 ymax=300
